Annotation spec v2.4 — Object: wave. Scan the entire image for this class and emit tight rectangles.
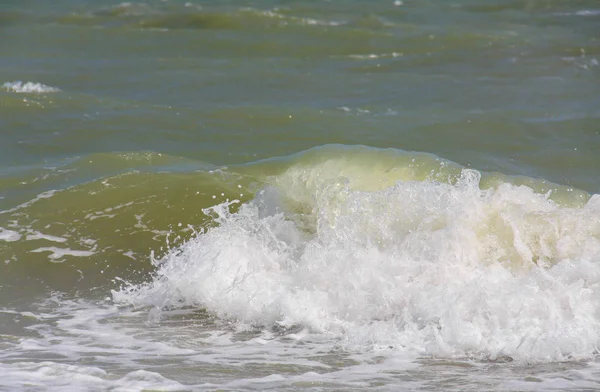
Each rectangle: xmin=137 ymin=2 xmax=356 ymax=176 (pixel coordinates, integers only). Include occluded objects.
xmin=105 ymin=145 xmax=600 ymax=362
xmin=56 ymin=3 xmax=343 ymax=31
xmin=1 ymin=146 xmax=592 ymax=281
xmin=464 ymin=1 xmax=599 ymax=13
xmin=552 ymin=9 xmax=600 ymax=16
xmin=2 ymin=81 xmax=60 ymax=93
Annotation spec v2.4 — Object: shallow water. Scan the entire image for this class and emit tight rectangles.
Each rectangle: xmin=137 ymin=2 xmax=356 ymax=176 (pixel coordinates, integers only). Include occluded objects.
xmin=1 ymin=0 xmax=600 ymax=391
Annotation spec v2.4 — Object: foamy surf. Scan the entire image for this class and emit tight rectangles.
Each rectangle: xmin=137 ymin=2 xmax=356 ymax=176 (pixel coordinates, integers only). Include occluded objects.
xmin=2 ymin=81 xmax=60 ymax=93
xmin=0 ymin=227 xmax=21 ymax=242
xmin=0 ymin=362 xmax=185 ymax=392
xmin=114 ymin=162 xmax=600 ymax=363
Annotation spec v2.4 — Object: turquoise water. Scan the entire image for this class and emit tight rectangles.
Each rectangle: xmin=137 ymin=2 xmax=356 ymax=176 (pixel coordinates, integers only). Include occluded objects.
xmin=1 ymin=1 xmax=600 ymax=390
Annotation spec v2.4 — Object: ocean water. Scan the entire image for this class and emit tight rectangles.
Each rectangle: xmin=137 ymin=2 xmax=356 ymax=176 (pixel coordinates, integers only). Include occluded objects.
xmin=1 ymin=0 xmax=600 ymax=390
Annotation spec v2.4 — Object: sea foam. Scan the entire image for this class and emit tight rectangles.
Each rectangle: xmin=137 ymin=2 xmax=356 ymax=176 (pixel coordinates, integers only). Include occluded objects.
xmin=0 ymin=227 xmax=21 ymax=242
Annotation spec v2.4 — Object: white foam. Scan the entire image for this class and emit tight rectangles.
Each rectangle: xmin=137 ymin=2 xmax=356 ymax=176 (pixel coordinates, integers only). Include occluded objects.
xmin=30 ymin=247 xmax=96 ymax=261
xmin=25 ymin=231 xmax=68 ymax=243
xmin=243 ymin=8 xmax=343 ymax=27
xmin=3 ymin=296 xmax=599 ymax=391
xmin=0 ymin=300 xmax=374 ymax=390
xmin=574 ymin=10 xmax=600 ymax=15
xmin=0 ymin=362 xmax=184 ymax=392
xmin=114 ymin=168 xmax=600 ymax=362
xmin=556 ymin=10 xmax=600 ymax=16
xmin=0 ymin=227 xmax=21 ymax=242
xmin=346 ymin=52 xmax=402 ymax=60
xmin=2 ymin=81 xmax=60 ymax=93
xmin=0 ymin=189 xmax=58 ymax=215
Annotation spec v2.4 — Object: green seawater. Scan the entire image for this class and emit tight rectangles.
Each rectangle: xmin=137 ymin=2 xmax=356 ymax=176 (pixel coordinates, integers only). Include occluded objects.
xmin=1 ymin=1 xmax=599 ymax=390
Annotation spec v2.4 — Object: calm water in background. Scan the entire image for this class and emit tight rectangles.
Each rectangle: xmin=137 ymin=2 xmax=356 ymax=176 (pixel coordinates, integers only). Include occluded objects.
xmin=1 ymin=1 xmax=600 ymax=390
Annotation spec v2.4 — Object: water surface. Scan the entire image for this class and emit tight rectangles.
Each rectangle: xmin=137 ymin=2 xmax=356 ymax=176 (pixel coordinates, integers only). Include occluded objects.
xmin=1 ymin=1 xmax=600 ymax=390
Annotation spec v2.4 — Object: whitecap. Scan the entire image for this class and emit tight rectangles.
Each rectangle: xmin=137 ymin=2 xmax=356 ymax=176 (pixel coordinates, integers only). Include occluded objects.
xmin=2 ymin=81 xmax=60 ymax=93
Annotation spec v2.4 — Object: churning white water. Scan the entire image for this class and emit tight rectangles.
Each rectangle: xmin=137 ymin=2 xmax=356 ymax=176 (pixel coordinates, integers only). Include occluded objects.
xmin=115 ymin=168 xmax=600 ymax=362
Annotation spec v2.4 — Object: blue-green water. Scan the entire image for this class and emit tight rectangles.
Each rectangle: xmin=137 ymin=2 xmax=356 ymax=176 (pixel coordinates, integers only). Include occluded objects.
xmin=1 ymin=1 xmax=600 ymax=390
